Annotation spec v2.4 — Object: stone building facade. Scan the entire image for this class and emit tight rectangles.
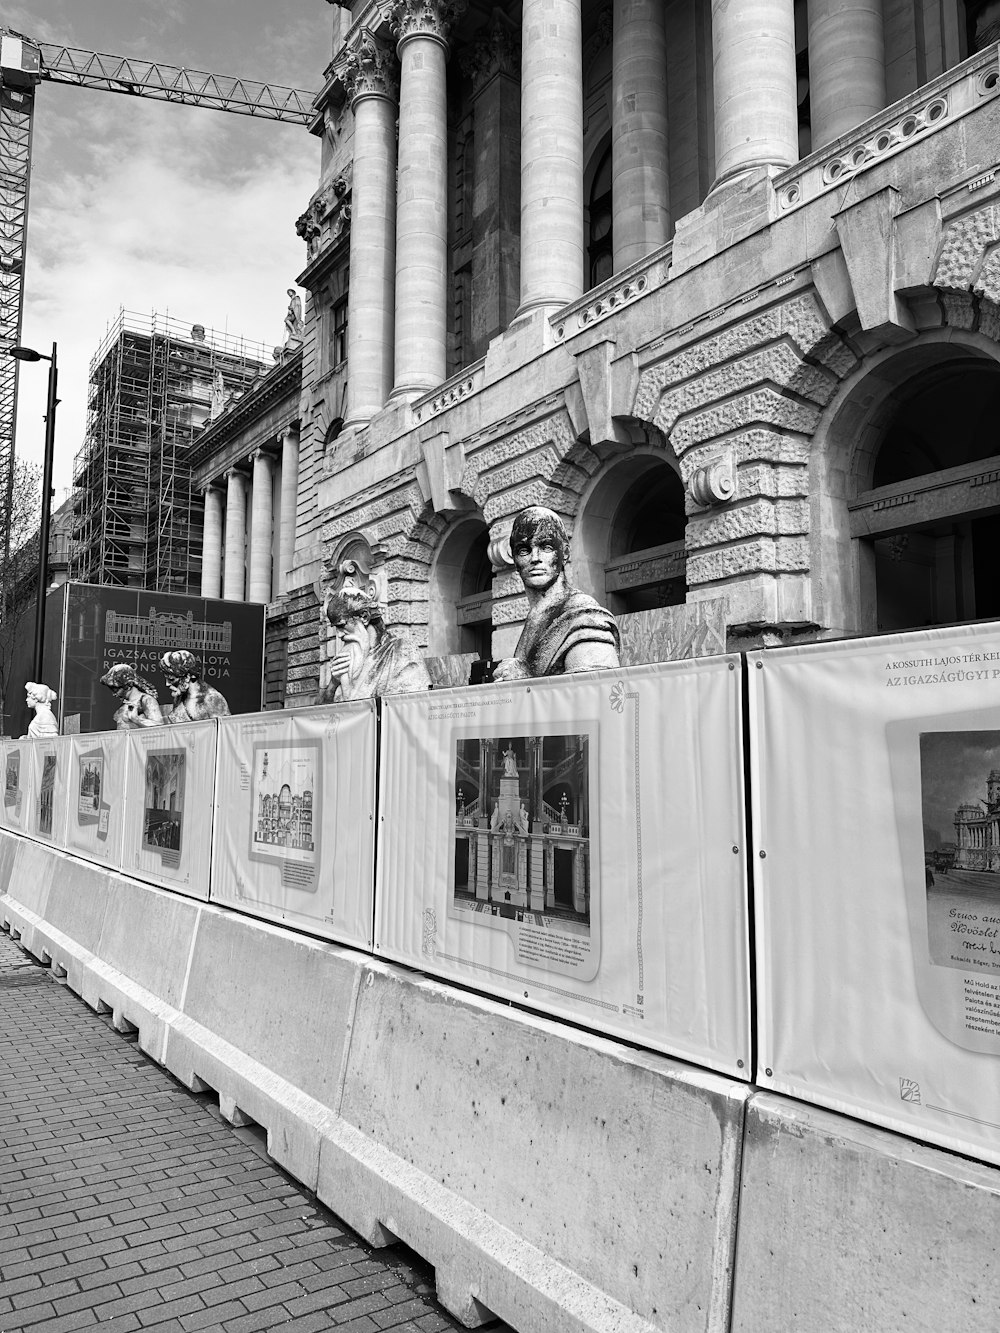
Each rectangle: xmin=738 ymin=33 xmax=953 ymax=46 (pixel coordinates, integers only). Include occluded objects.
xmin=254 ymin=0 xmax=1000 ymax=698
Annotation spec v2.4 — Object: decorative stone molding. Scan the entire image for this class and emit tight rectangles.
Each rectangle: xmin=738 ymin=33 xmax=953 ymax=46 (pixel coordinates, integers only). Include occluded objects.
xmin=488 ymin=534 xmax=514 ymax=572
xmin=336 ymin=29 xmax=399 ymax=103
xmin=295 ymin=165 xmax=354 ymax=260
xmin=774 ymin=46 xmax=1000 ymax=214
xmin=412 ymin=361 xmax=484 ymax=424
xmin=689 ymin=449 xmax=737 ymax=508
xmin=461 ymin=17 xmax=519 ymax=94
xmin=389 ymin=0 xmax=465 ymax=48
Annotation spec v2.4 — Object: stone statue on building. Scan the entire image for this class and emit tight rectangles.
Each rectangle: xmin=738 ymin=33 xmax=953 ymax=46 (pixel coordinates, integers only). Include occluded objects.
xmin=502 ymin=743 xmax=518 ymax=777
xmin=209 ymin=369 xmax=225 ymax=420
xmin=100 ymin=664 xmax=165 ymax=729
xmin=320 ymin=549 xmax=430 ymax=702
xmin=23 ymin=682 xmax=58 ymax=738
xmin=284 ymin=288 xmax=304 ymax=344
xmin=492 ymin=506 xmax=620 ymax=680
xmin=158 ymin=651 xmax=232 ymax=723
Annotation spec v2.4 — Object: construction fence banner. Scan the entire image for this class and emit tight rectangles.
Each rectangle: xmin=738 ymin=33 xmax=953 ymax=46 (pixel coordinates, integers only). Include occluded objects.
xmin=749 ymin=621 xmax=1000 ymax=1166
xmin=63 ymin=732 xmax=129 ymax=866
xmin=121 ymin=721 xmax=217 ymax=900
xmin=1 ymin=739 xmax=34 ymax=836
xmin=28 ymin=735 xmax=70 ymax=847
xmin=211 ymin=701 xmax=378 ymax=949
xmin=376 ymin=658 xmax=751 ymax=1077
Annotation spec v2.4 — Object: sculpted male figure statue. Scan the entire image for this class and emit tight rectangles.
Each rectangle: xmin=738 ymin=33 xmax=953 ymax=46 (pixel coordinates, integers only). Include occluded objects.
xmin=100 ymin=664 xmax=165 ymax=729
xmin=24 ymin=682 xmax=59 ymax=738
xmin=158 ymin=651 xmax=232 ymax=723
xmin=492 ymin=506 xmax=620 ymax=680
xmin=321 ymin=556 xmax=430 ymax=702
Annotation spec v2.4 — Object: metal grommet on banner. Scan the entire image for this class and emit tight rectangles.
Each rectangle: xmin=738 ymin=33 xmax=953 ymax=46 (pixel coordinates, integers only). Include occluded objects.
xmin=732 ymin=845 xmax=739 ymax=854
xmin=759 ymin=850 xmax=767 ymax=858
xmin=765 ymin=1067 xmax=773 ymax=1077
xmin=737 ymin=1059 xmax=744 ymax=1068
xmin=728 ymin=662 xmax=735 ymax=670
xmin=756 ymin=661 xmax=763 ymax=669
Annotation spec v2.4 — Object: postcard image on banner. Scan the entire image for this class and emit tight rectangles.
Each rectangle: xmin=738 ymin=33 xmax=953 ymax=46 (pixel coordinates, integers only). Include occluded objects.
xmin=248 ymin=740 xmax=320 ymax=890
xmin=448 ymin=725 xmax=601 ymax=983
xmin=890 ymin=705 xmax=1000 ymax=1056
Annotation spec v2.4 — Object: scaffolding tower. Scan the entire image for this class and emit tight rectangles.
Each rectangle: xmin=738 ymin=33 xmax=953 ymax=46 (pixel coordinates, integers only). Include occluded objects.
xmin=72 ymin=311 xmax=271 ymax=594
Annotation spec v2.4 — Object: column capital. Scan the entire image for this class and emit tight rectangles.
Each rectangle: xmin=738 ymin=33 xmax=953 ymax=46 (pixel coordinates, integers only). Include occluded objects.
xmin=250 ymin=447 xmax=275 ymax=466
xmin=460 ymin=16 xmax=519 ymax=94
xmin=338 ymin=28 xmax=399 ymax=104
xmin=389 ymin=0 xmax=466 ymax=52
xmin=225 ymin=466 xmax=248 ymax=483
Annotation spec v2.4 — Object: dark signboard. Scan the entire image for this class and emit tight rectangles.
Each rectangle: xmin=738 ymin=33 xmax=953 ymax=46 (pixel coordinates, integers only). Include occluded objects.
xmin=17 ymin=583 xmax=265 ymax=736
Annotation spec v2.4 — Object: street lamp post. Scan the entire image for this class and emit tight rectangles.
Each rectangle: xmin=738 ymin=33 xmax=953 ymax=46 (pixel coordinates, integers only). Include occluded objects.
xmin=6 ymin=342 xmax=58 ymax=682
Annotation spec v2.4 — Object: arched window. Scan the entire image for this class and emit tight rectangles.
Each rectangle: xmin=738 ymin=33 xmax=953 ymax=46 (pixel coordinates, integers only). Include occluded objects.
xmin=852 ymin=358 xmax=1000 ymax=630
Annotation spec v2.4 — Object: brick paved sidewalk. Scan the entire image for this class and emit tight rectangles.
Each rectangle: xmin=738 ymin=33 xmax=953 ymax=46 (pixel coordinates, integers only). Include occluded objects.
xmin=0 ymin=929 xmax=509 ymax=1333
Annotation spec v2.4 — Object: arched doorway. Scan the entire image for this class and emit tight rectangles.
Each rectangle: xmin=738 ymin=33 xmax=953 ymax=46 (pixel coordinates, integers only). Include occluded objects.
xmin=850 ymin=356 xmax=1000 ymax=631
xmin=572 ymin=452 xmax=687 ymax=615
xmin=427 ymin=517 xmax=493 ymax=658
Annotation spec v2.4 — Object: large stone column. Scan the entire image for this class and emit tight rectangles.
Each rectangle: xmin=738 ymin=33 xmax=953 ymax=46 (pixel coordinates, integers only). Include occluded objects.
xmin=277 ymin=426 xmax=299 ymax=596
xmin=341 ymin=32 xmax=399 ymax=428
xmin=200 ymin=485 xmax=224 ymax=600
xmin=390 ymin=0 xmax=458 ymax=398
xmin=518 ymin=0 xmax=584 ymax=314
xmin=711 ymin=0 xmax=798 ymax=183
xmin=807 ymin=0 xmax=885 ymax=150
xmin=223 ymin=468 xmax=248 ymax=602
xmin=248 ymin=449 xmax=274 ymax=603
xmin=612 ymin=0 xmax=670 ymax=270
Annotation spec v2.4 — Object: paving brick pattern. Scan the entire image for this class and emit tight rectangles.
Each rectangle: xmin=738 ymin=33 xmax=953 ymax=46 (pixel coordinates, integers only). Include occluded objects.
xmin=0 ymin=929 xmax=509 ymax=1332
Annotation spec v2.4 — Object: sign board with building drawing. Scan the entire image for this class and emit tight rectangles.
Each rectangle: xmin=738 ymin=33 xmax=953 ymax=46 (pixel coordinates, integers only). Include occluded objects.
xmin=376 ymin=659 xmax=751 ymax=1078
xmin=63 ymin=732 xmax=128 ymax=865
xmin=210 ymin=700 xmax=376 ymax=949
xmin=750 ymin=621 xmax=1000 ymax=1168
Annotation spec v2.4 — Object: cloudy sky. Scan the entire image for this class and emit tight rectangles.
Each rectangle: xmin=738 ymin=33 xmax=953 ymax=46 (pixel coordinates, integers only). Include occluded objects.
xmin=7 ymin=0 xmax=334 ymax=496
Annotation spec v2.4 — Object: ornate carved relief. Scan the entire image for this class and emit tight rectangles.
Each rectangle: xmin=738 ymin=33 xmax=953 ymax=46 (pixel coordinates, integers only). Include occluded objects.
xmin=461 ymin=17 xmax=519 ymax=93
xmin=337 ymin=29 xmax=400 ymax=102
xmin=389 ymin=0 xmax=466 ymax=46
xmin=933 ymin=203 xmax=1000 ymax=292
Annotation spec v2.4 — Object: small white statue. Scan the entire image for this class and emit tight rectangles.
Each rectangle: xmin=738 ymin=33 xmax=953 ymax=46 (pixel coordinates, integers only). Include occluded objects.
xmin=283 ymin=288 xmax=304 ymax=344
xmin=24 ymin=682 xmax=58 ymax=738
xmin=502 ymin=744 xmax=518 ymax=778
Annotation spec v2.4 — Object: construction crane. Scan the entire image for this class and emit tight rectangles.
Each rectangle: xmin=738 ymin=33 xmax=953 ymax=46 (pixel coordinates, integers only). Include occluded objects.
xmin=0 ymin=27 xmax=317 ymax=574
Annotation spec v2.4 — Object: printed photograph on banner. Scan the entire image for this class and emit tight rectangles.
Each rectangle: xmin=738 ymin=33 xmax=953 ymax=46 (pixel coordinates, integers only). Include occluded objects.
xmin=249 ymin=740 xmax=319 ymax=887
xmin=920 ymin=730 xmax=1000 ymax=976
xmin=143 ymin=750 xmax=185 ymax=861
xmin=77 ymin=753 xmax=103 ymax=827
xmin=4 ymin=749 xmax=20 ymax=818
xmin=38 ymin=754 xmax=56 ymax=837
xmin=450 ymin=728 xmax=600 ymax=981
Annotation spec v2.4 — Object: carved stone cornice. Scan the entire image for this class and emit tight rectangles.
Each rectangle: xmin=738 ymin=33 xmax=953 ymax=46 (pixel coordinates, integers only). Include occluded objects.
xmin=460 ymin=17 xmax=519 ymax=94
xmin=389 ymin=0 xmax=466 ymax=50
xmin=337 ymin=28 xmax=399 ymax=104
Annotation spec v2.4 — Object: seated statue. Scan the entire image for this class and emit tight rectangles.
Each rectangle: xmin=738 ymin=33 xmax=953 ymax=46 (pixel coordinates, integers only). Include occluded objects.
xmin=492 ymin=506 xmax=620 ymax=680
xmin=24 ymin=682 xmax=58 ymax=738
xmin=158 ymin=650 xmax=231 ymax=723
xmin=100 ymin=664 xmax=165 ymax=729
xmin=321 ymin=554 xmax=430 ymax=702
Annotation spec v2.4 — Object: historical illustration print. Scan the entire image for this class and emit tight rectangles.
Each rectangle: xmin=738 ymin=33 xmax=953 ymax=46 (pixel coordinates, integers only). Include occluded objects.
xmin=77 ymin=753 xmax=104 ymax=826
xmin=450 ymin=728 xmax=600 ymax=981
xmin=4 ymin=748 xmax=21 ymax=818
xmin=142 ymin=750 xmax=185 ymax=858
xmin=249 ymin=741 xmax=319 ymax=871
xmin=921 ymin=730 xmax=1000 ymax=977
xmin=38 ymin=753 xmax=56 ymax=838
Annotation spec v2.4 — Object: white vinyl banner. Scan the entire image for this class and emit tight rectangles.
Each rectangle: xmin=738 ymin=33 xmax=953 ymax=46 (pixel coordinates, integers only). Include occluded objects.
xmin=750 ymin=621 xmax=1000 ymax=1165
xmin=28 ymin=736 xmax=70 ymax=847
xmin=377 ymin=659 xmax=751 ymax=1076
xmin=211 ymin=702 xmax=377 ymax=948
xmin=1 ymin=740 xmax=33 ymax=835
xmin=63 ymin=732 xmax=129 ymax=865
xmin=121 ymin=721 xmax=217 ymax=899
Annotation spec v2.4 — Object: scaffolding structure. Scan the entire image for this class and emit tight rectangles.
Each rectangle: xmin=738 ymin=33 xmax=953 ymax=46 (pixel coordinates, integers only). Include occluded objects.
xmin=72 ymin=311 xmax=271 ymax=594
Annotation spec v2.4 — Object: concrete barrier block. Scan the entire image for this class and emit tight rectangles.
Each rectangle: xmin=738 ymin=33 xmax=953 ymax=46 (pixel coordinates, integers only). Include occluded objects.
xmin=3 ymin=834 xmax=57 ymax=921
xmin=163 ymin=908 xmax=364 ymax=1190
xmin=98 ymin=875 xmax=200 ymax=1011
xmin=42 ymin=855 xmax=112 ymax=956
xmin=324 ymin=963 xmax=747 ymax=1333
xmin=732 ymin=1092 xmax=1000 ymax=1332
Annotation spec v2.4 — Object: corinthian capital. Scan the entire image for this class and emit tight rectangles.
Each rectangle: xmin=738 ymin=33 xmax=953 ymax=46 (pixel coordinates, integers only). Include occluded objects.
xmin=389 ymin=0 xmax=467 ymax=49
xmin=337 ymin=28 xmax=399 ymax=103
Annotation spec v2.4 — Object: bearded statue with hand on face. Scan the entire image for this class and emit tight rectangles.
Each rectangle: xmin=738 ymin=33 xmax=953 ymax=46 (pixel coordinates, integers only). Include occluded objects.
xmin=320 ymin=555 xmax=430 ymax=702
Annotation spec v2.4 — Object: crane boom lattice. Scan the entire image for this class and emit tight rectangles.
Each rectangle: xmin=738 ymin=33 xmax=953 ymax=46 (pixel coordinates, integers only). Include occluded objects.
xmin=37 ymin=43 xmax=315 ymax=123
